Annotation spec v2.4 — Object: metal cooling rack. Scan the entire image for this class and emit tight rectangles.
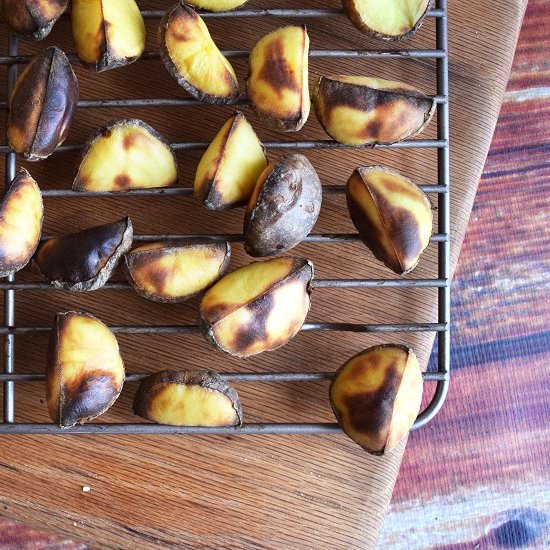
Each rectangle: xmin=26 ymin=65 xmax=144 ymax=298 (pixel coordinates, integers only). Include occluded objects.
xmin=0 ymin=1 xmax=450 ymax=434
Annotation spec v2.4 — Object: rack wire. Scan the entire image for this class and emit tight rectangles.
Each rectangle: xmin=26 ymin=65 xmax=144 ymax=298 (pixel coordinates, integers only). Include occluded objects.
xmin=0 ymin=1 xmax=450 ymax=434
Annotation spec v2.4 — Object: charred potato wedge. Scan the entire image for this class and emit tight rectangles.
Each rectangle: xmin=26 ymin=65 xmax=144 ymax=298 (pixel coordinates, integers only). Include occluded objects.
xmin=160 ymin=2 xmax=239 ymax=104
xmin=244 ymin=154 xmax=322 ymax=257
xmin=124 ymin=239 xmax=231 ymax=303
xmin=0 ymin=168 xmax=43 ymax=277
xmin=73 ymin=119 xmax=178 ymax=193
xmin=8 ymin=46 xmax=78 ymax=161
xmin=343 ymin=0 xmax=433 ymax=41
xmin=347 ymin=166 xmax=432 ymax=274
xmin=46 ymin=311 xmax=125 ymax=427
xmin=330 ymin=345 xmax=423 ymax=455
xmin=0 ymin=0 xmax=68 ymax=40
xmin=134 ymin=370 xmax=242 ymax=426
xmin=72 ymin=0 xmax=146 ymax=72
xmin=247 ymin=26 xmax=310 ymax=132
xmin=200 ymin=257 xmax=313 ymax=357
xmin=35 ymin=217 xmax=133 ymax=291
xmin=313 ymin=75 xmax=435 ymax=146
xmin=185 ymin=0 xmax=249 ymax=12
xmin=194 ymin=112 xmax=268 ymax=210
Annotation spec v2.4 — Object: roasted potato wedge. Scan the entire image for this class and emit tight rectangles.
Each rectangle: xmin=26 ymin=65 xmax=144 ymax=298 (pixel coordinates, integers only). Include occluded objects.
xmin=194 ymin=112 xmax=268 ymax=210
xmin=46 ymin=311 xmax=125 ymax=427
xmin=247 ymin=25 xmax=310 ymax=132
xmin=134 ymin=370 xmax=242 ymax=427
xmin=244 ymin=154 xmax=322 ymax=257
xmin=8 ymin=46 xmax=78 ymax=161
xmin=200 ymin=257 xmax=313 ymax=357
xmin=35 ymin=217 xmax=133 ymax=291
xmin=0 ymin=168 xmax=43 ymax=277
xmin=343 ymin=0 xmax=433 ymax=41
xmin=160 ymin=2 xmax=239 ymax=104
xmin=185 ymin=0 xmax=249 ymax=11
xmin=313 ymin=75 xmax=435 ymax=146
xmin=73 ymin=119 xmax=178 ymax=193
xmin=330 ymin=344 xmax=423 ymax=455
xmin=72 ymin=0 xmax=146 ymax=72
xmin=0 ymin=0 xmax=68 ymax=40
xmin=124 ymin=239 xmax=231 ymax=302
xmin=347 ymin=166 xmax=432 ymax=274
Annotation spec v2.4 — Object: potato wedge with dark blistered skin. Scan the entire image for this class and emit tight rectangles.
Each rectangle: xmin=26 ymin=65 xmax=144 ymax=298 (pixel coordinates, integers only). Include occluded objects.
xmin=8 ymin=46 xmax=78 ymax=161
xmin=247 ymin=26 xmax=310 ymax=132
xmin=347 ymin=166 xmax=432 ymax=274
xmin=73 ymin=119 xmax=178 ymax=193
xmin=194 ymin=112 xmax=268 ymax=210
xmin=124 ymin=239 xmax=231 ymax=303
xmin=160 ymin=2 xmax=239 ymax=105
xmin=0 ymin=0 xmax=68 ymax=40
xmin=313 ymin=75 xmax=435 ymax=146
xmin=35 ymin=217 xmax=133 ymax=291
xmin=46 ymin=311 xmax=125 ymax=427
xmin=343 ymin=0 xmax=433 ymax=41
xmin=0 ymin=168 xmax=43 ymax=277
xmin=244 ymin=154 xmax=322 ymax=257
xmin=72 ymin=0 xmax=145 ymax=72
xmin=185 ymin=0 xmax=249 ymax=12
xmin=134 ymin=370 xmax=242 ymax=426
xmin=330 ymin=344 xmax=423 ymax=455
xmin=200 ymin=257 xmax=313 ymax=357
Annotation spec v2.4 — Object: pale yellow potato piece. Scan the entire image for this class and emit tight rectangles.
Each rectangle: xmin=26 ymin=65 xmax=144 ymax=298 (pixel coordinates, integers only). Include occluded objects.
xmin=185 ymin=0 xmax=248 ymax=11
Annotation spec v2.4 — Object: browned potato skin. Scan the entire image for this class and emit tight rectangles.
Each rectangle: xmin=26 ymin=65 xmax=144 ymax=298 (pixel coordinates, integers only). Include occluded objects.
xmin=34 ymin=217 xmax=133 ymax=292
xmin=0 ymin=0 xmax=68 ymax=40
xmin=7 ymin=46 xmax=78 ymax=161
xmin=133 ymin=370 xmax=243 ymax=426
xmin=244 ymin=154 xmax=322 ymax=257
xmin=329 ymin=344 xmax=423 ymax=455
xmin=124 ymin=239 xmax=231 ymax=303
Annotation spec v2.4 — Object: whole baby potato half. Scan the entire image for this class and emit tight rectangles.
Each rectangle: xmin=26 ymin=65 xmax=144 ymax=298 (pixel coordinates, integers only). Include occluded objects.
xmin=347 ymin=166 xmax=432 ymax=274
xmin=343 ymin=0 xmax=433 ymax=41
xmin=124 ymin=239 xmax=231 ymax=303
xmin=133 ymin=370 xmax=242 ymax=427
xmin=46 ymin=311 xmax=125 ymax=428
xmin=330 ymin=344 xmax=423 ymax=455
xmin=73 ymin=119 xmax=178 ymax=193
xmin=244 ymin=154 xmax=322 ymax=257
xmin=247 ymin=25 xmax=310 ymax=132
xmin=8 ymin=46 xmax=78 ymax=161
xmin=72 ymin=0 xmax=146 ymax=72
xmin=160 ymin=2 xmax=240 ymax=104
xmin=34 ymin=217 xmax=133 ymax=292
xmin=200 ymin=257 xmax=313 ymax=357
xmin=0 ymin=168 xmax=43 ymax=277
xmin=313 ymin=75 xmax=435 ymax=146
xmin=0 ymin=0 xmax=68 ymax=40
xmin=185 ymin=0 xmax=249 ymax=11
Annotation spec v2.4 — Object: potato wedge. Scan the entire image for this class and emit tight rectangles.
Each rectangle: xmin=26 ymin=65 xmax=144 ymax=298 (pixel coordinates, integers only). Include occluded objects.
xmin=194 ymin=112 xmax=268 ymax=210
xmin=244 ymin=154 xmax=322 ymax=257
xmin=133 ymin=370 xmax=242 ymax=427
xmin=330 ymin=344 xmax=423 ymax=454
xmin=46 ymin=311 xmax=125 ymax=427
xmin=313 ymin=75 xmax=435 ymax=146
xmin=0 ymin=0 xmax=68 ymax=40
xmin=73 ymin=119 xmax=178 ymax=193
xmin=35 ymin=217 xmax=133 ymax=291
xmin=72 ymin=0 xmax=146 ymax=72
xmin=0 ymin=168 xmax=43 ymax=277
xmin=247 ymin=25 xmax=310 ymax=132
xmin=343 ymin=0 xmax=433 ymax=41
xmin=200 ymin=257 xmax=313 ymax=357
xmin=8 ymin=46 xmax=78 ymax=161
xmin=185 ymin=0 xmax=248 ymax=11
xmin=160 ymin=2 xmax=239 ymax=104
xmin=347 ymin=166 xmax=432 ymax=274
xmin=124 ymin=239 xmax=231 ymax=302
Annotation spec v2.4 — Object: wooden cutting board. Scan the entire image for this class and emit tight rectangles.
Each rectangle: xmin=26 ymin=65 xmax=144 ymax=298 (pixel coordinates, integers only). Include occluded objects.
xmin=0 ymin=1 xmax=528 ymax=548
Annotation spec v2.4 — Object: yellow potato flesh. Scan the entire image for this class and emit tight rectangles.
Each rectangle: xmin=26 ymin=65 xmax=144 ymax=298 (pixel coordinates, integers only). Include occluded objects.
xmin=186 ymin=0 xmax=248 ymax=11
xmin=332 ymin=75 xmax=420 ymax=92
xmin=102 ymin=0 xmax=145 ymax=60
xmin=72 ymin=0 xmax=104 ymax=64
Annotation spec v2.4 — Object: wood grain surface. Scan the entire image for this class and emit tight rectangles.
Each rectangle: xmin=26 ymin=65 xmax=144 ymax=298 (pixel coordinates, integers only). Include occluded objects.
xmin=0 ymin=1 xmax=529 ymax=548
